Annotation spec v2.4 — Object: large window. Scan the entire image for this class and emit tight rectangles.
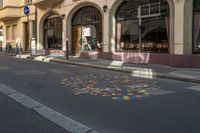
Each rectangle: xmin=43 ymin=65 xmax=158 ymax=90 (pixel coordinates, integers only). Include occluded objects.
xmin=116 ymin=0 xmax=169 ymax=53
xmin=44 ymin=14 xmax=62 ymax=49
xmin=72 ymin=6 xmax=102 ymax=53
xmin=193 ymin=0 xmax=200 ymax=53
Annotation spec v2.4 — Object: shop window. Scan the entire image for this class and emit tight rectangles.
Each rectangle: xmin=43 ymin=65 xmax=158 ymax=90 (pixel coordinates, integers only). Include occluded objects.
xmin=72 ymin=6 xmax=102 ymax=54
xmin=116 ymin=0 xmax=169 ymax=53
xmin=193 ymin=0 xmax=200 ymax=53
xmin=44 ymin=15 xmax=62 ymax=49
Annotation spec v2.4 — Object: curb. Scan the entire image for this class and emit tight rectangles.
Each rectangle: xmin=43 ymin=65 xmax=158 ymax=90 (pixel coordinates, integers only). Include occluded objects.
xmin=0 ymin=52 xmax=16 ymax=56
xmin=50 ymin=59 xmax=200 ymax=84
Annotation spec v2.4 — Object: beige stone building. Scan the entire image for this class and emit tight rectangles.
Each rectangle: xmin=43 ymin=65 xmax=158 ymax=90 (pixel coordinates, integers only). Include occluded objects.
xmin=1 ymin=0 xmax=200 ymax=67
xmin=0 ymin=0 xmax=36 ymax=53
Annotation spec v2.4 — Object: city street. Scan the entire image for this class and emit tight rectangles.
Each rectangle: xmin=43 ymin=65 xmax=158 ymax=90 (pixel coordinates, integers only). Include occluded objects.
xmin=0 ymin=55 xmax=200 ymax=133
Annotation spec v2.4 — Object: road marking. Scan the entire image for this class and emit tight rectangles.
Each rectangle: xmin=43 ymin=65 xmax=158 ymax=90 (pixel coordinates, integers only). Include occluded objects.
xmin=186 ymin=86 xmax=200 ymax=92
xmin=0 ymin=83 xmax=98 ymax=133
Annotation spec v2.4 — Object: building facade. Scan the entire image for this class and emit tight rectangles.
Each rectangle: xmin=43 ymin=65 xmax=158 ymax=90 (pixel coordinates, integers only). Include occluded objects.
xmin=1 ymin=0 xmax=200 ymax=68
xmin=0 ymin=0 xmax=35 ymax=53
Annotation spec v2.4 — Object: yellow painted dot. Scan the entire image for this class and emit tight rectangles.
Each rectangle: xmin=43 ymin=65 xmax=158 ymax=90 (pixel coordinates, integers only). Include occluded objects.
xmin=123 ymin=96 xmax=130 ymax=100
xmin=139 ymin=89 xmax=146 ymax=93
xmin=128 ymin=93 xmax=133 ymax=96
xmin=127 ymin=90 xmax=133 ymax=93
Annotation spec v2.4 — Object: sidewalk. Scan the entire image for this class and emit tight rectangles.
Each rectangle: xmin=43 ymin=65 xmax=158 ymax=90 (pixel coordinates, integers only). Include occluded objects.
xmin=3 ymin=53 xmax=200 ymax=83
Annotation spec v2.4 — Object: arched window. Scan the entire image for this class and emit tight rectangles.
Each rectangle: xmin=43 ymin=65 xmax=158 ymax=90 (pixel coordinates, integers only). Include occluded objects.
xmin=44 ymin=14 xmax=62 ymax=49
xmin=193 ymin=0 xmax=200 ymax=53
xmin=72 ymin=6 xmax=102 ymax=55
xmin=116 ymin=0 xmax=169 ymax=53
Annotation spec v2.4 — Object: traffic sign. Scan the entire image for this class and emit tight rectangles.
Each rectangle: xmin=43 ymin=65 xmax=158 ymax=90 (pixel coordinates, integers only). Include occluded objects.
xmin=24 ymin=6 xmax=30 ymax=16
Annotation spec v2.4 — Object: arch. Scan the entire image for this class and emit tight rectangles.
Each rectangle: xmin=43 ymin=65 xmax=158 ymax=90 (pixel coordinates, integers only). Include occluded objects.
xmin=109 ymin=0 xmax=175 ymax=53
xmin=38 ymin=11 xmax=61 ymax=50
xmin=66 ymin=1 xmax=104 ymax=55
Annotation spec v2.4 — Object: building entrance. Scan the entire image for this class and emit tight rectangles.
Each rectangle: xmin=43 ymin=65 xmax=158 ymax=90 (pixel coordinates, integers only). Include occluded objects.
xmin=72 ymin=6 xmax=102 ymax=55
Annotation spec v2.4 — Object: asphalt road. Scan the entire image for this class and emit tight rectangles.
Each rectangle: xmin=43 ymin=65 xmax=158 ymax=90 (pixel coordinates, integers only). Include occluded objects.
xmin=0 ymin=55 xmax=200 ymax=133
xmin=0 ymin=92 xmax=69 ymax=133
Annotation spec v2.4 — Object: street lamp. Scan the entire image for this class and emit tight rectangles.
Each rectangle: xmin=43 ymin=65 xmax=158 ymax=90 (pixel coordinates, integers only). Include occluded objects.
xmin=66 ymin=38 xmax=69 ymax=60
xmin=103 ymin=5 xmax=108 ymax=13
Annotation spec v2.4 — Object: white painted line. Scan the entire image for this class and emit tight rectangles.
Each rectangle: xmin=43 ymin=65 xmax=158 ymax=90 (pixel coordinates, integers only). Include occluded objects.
xmin=34 ymin=106 xmax=92 ymax=133
xmin=8 ymin=93 xmax=44 ymax=109
xmin=0 ymin=83 xmax=97 ymax=133
xmin=187 ymin=86 xmax=200 ymax=92
xmin=0 ymin=83 xmax=17 ymax=95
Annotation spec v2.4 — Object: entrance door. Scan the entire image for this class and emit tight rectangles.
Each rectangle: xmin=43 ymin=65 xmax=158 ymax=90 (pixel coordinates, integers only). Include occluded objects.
xmin=24 ymin=22 xmax=29 ymax=53
xmin=72 ymin=26 xmax=81 ymax=55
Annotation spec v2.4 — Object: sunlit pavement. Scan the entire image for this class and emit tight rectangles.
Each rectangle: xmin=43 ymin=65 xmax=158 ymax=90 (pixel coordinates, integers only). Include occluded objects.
xmin=0 ymin=55 xmax=200 ymax=133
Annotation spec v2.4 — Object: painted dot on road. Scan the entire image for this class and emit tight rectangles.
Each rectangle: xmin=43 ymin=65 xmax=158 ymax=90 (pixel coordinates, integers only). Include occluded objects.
xmin=123 ymin=96 xmax=130 ymax=100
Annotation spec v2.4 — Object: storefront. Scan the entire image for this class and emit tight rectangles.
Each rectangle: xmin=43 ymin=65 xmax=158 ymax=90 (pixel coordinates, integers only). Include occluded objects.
xmin=116 ymin=0 xmax=169 ymax=53
xmin=72 ymin=6 xmax=102 ymax=55
xmin=43 ymin=14 xmax=62 ymax=50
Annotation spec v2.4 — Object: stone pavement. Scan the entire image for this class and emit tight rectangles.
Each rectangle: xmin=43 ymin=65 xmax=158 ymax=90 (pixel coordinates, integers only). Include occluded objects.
xmin=1 ymin=52 xmax=200 ymax=83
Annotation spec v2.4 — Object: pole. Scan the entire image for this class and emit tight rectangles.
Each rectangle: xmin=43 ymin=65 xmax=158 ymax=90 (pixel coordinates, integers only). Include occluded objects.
xmin=66 ymin=38 xmax=69 ymax=60
xmin=27 ymin=15 xmax=31 ymax=55
xmin=35 ymin=6 xmax=37 ymax=54
xmin=138 ymin=6 xmax=142 ymax=52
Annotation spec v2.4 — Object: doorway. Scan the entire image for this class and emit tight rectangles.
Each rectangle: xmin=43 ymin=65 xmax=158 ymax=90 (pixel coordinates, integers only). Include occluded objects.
xmin=72 ymin=26 xmax=81 ymax=55
xmin=24 ymin=22 xmax=29 ymax=53
xmin=72 ymin=6 xmax=102 ymax=55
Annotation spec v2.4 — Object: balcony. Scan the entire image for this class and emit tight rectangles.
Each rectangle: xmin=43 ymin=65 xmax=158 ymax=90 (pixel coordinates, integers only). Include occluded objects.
xmin=33 ymin=0 xmax=64 ymax=9
xmin=0 ymin=7 xmax=21 ymax=21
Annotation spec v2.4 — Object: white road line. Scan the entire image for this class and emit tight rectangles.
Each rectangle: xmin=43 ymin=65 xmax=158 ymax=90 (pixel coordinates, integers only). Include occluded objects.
xmin=186 ymin=86 xmax=200 ymax=92
xmin=0 ymin=83 xmax=98 ymax=133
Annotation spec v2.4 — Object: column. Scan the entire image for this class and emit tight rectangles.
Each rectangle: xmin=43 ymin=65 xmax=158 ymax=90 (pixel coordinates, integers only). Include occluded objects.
xmin=103 ymin=9 xmax=110 ymax=52
xmin=173 ymin=0 xmax=185 ymax=54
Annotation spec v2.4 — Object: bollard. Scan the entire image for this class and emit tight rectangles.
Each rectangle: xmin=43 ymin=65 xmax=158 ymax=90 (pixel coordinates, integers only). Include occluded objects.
xmin=66 ymin=39 xmax=69 ymax=60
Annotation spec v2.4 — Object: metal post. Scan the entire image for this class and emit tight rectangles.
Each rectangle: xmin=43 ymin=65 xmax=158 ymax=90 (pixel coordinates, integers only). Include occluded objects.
xmin=66 ymin=38 xmax=69 ymax=60
xmin=138 ymin=6 xmax=142 ymax=52
xmin=27 ymin=15 xmax=31 ymax=55
xmin=35 ymin=6 xmax=37 ymax=54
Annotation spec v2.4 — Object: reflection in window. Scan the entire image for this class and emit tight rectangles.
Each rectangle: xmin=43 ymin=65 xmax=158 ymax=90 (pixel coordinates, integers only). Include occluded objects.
xmin=44 ymin=15 xmax=62 ymax=49
xmin=116 ymin=0 xmax=169 ymax=53
xmin=193 ymin=0 xmax=200 ymax=53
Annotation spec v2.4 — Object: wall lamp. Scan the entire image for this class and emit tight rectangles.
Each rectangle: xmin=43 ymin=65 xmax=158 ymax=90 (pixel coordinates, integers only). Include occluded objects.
xmin=103 ymin=5 xmax=108 ymax=13
xmin=60 ymin=14 xmax=66 ymax=20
